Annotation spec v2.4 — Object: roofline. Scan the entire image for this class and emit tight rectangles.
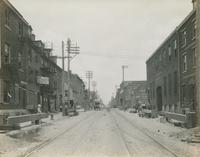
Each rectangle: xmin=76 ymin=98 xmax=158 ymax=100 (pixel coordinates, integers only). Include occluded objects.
xmin=146 ymin=10 xmax=196 ymax=63
xmin=3 ymin=0 xmax=30 ymax=26
xmin=123 ymin=80 xmax=146 ymax=83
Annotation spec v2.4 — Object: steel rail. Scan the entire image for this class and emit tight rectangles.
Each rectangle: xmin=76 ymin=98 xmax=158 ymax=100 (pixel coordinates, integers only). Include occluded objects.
xmin=110 ymin=113 xmax=132 ymax=157
xmin=23 ymin=112 xmax=97 ymax=157
xmin=114 ymin=110 xmax=179 ymax=157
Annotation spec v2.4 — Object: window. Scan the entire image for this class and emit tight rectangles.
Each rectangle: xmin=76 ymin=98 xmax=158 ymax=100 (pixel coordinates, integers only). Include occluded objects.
xmin=3 ymin=80 xmax=11 ymax=103
xmin=174 ymin=40 xmax=177 ymax=50
xmin=182 ymin=85 xmax=187 ymax=101
xmin=168 ymin=73 xmax=172 ymax=96
xmin=159 ymin=54 xmax=162 ymax=62
xmin=174 ymin=71 xmax=178 ymax=95
xmin=182 ymin=31 xmax=187 ymax=47
xmin=35 ymin=55 xmax=38 ymax=63
xmin=28 ymin=50 xmax=32 ymax=64
xmin=183 ymin=54 xmax=187 ymax=72
xmin=4 ymin=43 xmax=11 ymax=64
xmin=192 ymin=20 xmax=196 ymax=39
xmin=18 ymin=52 xmax=22 ymax=67
xmin=5 ymin=9 xmax=10 ymax=27
xmin=18 ymin=23 xmax=23 ymax=36
xmin=192 ymin=48 xmax=196 ymax=67
xmin=65 ymin=90 xmax=68 ymax=97
xmin=174 ymin=40 xmax=177 ymax=58
xmin=168 ymin=46 xmax=172 ymax=61
xmin=164 ymin=76 xmax=167 ymax=97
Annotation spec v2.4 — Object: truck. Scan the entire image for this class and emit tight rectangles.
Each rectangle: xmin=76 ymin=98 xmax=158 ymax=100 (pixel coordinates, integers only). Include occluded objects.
xmin=65 ymin=100 xmax=78 ymax=116
xmin=94 ymin=100 xmax=101 ymax=111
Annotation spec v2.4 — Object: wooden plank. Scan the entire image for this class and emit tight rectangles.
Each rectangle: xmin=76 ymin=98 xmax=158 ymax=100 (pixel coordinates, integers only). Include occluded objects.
xmin=7 ymin=113 xmax=48 ymax=125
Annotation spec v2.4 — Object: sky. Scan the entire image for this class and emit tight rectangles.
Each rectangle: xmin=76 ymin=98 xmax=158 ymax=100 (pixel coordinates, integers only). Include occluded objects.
xmin=9 ymin=0 xmax=192 ymax=104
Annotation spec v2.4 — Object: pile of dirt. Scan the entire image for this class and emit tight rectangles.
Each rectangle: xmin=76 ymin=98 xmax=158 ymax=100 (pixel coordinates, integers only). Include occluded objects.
xmin=170 ymin=127 xmax=200 ymax=143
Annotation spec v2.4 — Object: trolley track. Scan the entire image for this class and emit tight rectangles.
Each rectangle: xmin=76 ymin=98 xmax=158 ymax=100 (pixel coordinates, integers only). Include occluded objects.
xmin=110 ymin=113 xmax=132 ymax=157
xmin=112 ymin=110 xmax=179 ymax=157
xmin=22 ymin=112 xmax=98 ymax=157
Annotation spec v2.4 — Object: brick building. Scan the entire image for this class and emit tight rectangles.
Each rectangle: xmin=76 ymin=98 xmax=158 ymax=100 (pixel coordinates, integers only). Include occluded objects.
xmin=0 ymin=0 xmax=32 ymax=112
xmin=0 ymin=0 xmax=65 ymax=124
xmin=146 ymin=30 xmax=180 ymax=114
xmin=146 ymin=1 xmax=198 ymax=118
xmin=115 ymin=81 xmax=148 ymax=110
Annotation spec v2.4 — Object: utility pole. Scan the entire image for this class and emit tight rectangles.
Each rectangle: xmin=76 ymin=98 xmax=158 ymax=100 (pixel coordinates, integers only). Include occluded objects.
xmin=195 ymin=0 xmax=200 ymax=125
xmin=122 ymin=65 xmax=128 ymax=83
xmin=86 ymin=71 xmax=93 ymax=101
xmin=92 ymin=81 xmax=97 ymax=92
xmin=57 ymin=39 xmax=80 ymax=116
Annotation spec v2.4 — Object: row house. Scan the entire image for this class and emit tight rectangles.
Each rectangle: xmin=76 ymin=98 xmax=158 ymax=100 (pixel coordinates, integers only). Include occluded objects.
xmin=0 ymin=0 xmax=33 ymax=113
xmin=146 ymin=1 xmax=197 ymax=117
xmin=0 ymin=0 xmax=63 ymax=124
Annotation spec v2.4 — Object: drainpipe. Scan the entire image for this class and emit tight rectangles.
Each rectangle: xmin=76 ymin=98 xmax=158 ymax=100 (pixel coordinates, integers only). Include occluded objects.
xmin=176 ymin=28 xmax=182 ymax=114
xmin=0 ymin=2 xmax=2 ymax=104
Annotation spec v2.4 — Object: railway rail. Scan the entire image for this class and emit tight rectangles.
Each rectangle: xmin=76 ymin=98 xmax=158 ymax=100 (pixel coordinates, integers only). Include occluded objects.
xmin=22 ymin=112 xmax=98 ymax=157
xmin=112 ymin=110 xmax=179 ymax=157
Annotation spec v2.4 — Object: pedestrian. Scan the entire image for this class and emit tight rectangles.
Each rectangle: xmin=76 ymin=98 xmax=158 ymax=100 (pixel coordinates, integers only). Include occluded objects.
xmin=37 ymin=104 xmax=42 ymax=113
xmin=60 ymin=105 xmax=62 ymax=112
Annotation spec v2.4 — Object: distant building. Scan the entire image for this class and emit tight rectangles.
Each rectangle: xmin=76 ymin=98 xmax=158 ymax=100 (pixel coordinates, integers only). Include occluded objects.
xmin=116 ymin=81 xmax=148 ymax=110
xmin=63 ymin=71 xmax=86 ymax=109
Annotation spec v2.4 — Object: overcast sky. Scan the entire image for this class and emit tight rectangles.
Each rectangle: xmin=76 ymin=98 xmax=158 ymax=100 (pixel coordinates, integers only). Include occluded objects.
xmin=9 ymin=0 xmax=192 ymax=104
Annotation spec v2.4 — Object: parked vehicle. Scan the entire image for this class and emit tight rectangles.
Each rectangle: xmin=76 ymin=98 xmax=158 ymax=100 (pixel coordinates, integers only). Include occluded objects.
xmin=94 ymin=100 xmax=101 ymax=111
xmin=129 ymin=108 xmax=137 ymax=113
xmin=66 ymin=100 xmax=78 ymax=116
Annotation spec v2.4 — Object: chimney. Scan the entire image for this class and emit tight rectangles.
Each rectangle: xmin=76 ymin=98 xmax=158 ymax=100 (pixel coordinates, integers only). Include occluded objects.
xmin=31 ymin=34 xmax=35 ymax=41
xmin=192 ymin=0 xmax=197 ymax=9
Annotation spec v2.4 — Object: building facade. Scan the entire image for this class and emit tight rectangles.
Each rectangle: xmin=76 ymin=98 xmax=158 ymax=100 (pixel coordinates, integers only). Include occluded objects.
xmin=0 ymin=0 xmax=32 ymax=112
xmin=146 ymin=30 xmax=180 ymax=114
xmin=0 ymin=0 xmax=78 ymax=125
xmin=115 ymin=81 xmax=148 ymax=110
xmin=146 ymin=2 xmax=198 ymax=117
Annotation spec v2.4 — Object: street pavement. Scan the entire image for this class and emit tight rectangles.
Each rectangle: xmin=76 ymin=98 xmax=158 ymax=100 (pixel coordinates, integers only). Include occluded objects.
xmin=1 ymin=109 xmax=200 ymax=157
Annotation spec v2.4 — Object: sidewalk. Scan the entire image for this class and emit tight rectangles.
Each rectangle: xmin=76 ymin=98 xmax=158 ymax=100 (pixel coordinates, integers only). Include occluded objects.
xmin=117 ymin=109 xmax=200 ymax=157
xmin=0 ymin=110 xmax=92 ymax=157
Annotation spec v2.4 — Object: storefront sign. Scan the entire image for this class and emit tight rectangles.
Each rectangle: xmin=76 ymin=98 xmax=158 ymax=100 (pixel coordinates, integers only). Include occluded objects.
xmin=37 ymin=76 xmax=49 ymax=85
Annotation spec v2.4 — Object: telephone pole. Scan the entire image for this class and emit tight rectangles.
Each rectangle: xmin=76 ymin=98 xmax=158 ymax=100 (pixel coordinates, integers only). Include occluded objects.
xmin=57 ymin=39 xmax=80 ymax=116
xmin=195 ymin=0 xmax=200 ymax=125
xmin=86 ymin=71 xmax=93 ymax=100
xmin=122 ymin=65 xmax=128 ymax=83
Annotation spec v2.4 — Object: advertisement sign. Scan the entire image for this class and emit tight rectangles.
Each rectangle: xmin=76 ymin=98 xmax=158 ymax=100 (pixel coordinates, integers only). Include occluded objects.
xmin=37 ymin=76 xmax=49 ymax=85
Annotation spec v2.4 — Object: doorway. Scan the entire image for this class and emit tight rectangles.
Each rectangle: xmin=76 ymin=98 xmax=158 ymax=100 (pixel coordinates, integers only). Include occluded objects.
xmin=156 ymin=86 xmax=163 ymax=111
